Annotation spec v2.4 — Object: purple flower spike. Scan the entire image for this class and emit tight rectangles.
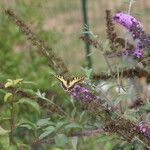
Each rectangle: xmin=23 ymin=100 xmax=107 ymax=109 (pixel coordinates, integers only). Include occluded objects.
xmin=70 ymin=84 xmax=96 ymax=102
xmin=137 ymin=123 xmax=150 ymax=137
xmin=113 ymin=12 xmax=142 ymax=30
xmin=113 ymin=12 xmax=150 ymax=51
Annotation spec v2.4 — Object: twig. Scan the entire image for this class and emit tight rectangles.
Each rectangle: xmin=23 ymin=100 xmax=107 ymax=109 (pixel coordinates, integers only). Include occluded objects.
xmin=5 ymin=9 xmax=68 ymax=74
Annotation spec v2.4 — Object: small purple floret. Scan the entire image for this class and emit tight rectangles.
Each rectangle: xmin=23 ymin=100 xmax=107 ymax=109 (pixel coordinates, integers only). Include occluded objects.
xmin=137 ymin=123 xmax=150 ymax=137
xmin=132 ymin=47 xmax=143 ymax=58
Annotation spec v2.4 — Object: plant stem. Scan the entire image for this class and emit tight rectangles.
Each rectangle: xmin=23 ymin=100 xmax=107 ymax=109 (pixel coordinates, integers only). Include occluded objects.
xmin=81 ymin=0 xmax=92 ymax=69
xmin=9 ymin=89 xmax=16 ymax=145
xmin=9 ymin=102 xmax=14 ymax=145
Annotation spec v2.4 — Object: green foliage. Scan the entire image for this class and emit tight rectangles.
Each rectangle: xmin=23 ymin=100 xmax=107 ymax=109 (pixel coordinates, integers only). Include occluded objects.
xmin=17 ymin=98 xmax=41 ymax=115
xmin=39 ymin=126 xmax=55 ymax=140
xmin=54 ymin=134 xmax=68 ymax=148
xmin=0 ymin=0 xmax=149 ymax=150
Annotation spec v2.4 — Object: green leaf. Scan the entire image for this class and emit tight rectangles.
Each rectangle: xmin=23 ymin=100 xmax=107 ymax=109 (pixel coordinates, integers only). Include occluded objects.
xmin=36 ymin=118 xmax=54 ymax=127
xmin=71 ymin=108 xmax=76 ymax=118
xmin=81 ymin=67 xmax=92 ymax=79
xmin=19 ymin=124 xmax=33 ymax=130
xmin=65 ymin=123 xmax=82 ymax=129
xmin=139 ymin=104 xmax=150 ymax=112
xmin=0 ymin=126 xmax=9 ymax=135
xmin=17 ymin=98 xmax=40 ymax=114
xmin=18 ymin=119 xmax=36 ymax=131
xmin=124 ymin=109 xmax=137 ymax=121
xmin=56 ymin=122 xmax=65 ymax=129
xmin=71 ymin=137 xmax=78 ymax=150
xmin=50 ymin=80 xmax=58 ymax=87
xmin=44 ymin=126 xmax=55 ymax=131
xmin=22 ymin=89 xmax=35 ymax=95
xmin=4 ymin=92 xmax=12 ymax=102
xmin=55 ymin=134 xmax=68 ymax=148
xmin=112 ymin=94 xmax=130 ymax=105
xmin=39 ymin=126 xmax=55 ymax=139
xmin=79 ymin=111 xmax=85 ymax=122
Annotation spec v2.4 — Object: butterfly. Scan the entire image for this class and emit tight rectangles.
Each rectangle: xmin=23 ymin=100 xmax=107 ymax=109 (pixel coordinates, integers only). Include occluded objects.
xmin=56 ymin=75 xmax=84 ymax=91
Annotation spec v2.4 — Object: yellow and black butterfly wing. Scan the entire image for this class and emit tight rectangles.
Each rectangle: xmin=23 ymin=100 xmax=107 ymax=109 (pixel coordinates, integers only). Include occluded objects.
xmin=56 ymin=75 xmax=84 ymax=91
xmin=56 ymin=75 xmax=68 ymax=90
xmin=67 ymin=77 xmax=84 ymax=90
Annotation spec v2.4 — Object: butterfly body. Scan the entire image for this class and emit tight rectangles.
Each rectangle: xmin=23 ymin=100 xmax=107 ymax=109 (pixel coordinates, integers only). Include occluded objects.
xmin=56 ymin=75 xmax=84 ymax=91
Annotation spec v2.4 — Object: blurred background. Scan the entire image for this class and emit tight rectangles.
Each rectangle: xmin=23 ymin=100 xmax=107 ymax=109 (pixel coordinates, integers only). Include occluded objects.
xmin=0 ymin=0 xmax=150 ymax=80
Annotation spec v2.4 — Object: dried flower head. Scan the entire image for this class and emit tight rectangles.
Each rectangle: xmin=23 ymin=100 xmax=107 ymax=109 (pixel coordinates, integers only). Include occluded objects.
xmin=5 ymin=9 xmax=68 ymax=74
xmin=105 ymin=9 xmax=118 ymax=51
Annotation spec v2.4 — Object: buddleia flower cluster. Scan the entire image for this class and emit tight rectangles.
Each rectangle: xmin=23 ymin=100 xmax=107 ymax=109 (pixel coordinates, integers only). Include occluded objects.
xmin=113 ymin=12 xmax=150 ymax=58
xmin=70 ymin=84 xmax=97 ymax=102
